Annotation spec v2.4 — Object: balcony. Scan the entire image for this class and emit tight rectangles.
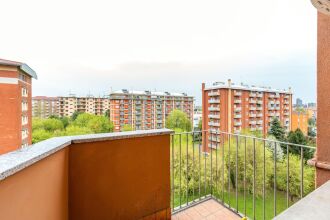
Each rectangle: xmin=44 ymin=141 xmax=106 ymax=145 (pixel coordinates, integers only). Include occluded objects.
xmin=234 ymin=121 xmax=242 ymax=126
xmin=0 ymin=130 xmax=173 ymax=220
xmin=250 ymin=107 xmax=256 ymax=110
xmin=249 ymin=93 xmax=256 ymax=97
xmin=249 ymin=120 xmax=256 ymax=125
xmin=250 ymin=99 xmax=256 ymax=104
xmin=234 ymin=91 xmax=242 ymax=96
xmin=257 ymin=113 xmax=263 ymax=117
xmin=208 ymin=121 xmax=220 ymax=127
xmin=208 ymin=91 xmax=220 ymax=96
xmin=234 ymin=99 xmax=241 ymax=104
xmin=171 ymin=131 xmax=316 ymax=220
xmin=209 ymin=99 xmax=220 ymax=104
xmin=234 ymin=114 xmax=241 ymax=119
xmin=208 ymin=106 xmax=220 ymax=111
xmin=208 ymin=114 xmax=220 ymax=119
xmin=249 ymin=113 xmax=256 ymax=117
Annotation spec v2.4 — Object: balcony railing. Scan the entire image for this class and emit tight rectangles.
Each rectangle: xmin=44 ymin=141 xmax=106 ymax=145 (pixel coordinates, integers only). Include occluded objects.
xmin=170 ymin=130 xmax=316 ymax=220
xmin=209 ymin=99 xmax=220 ymax=104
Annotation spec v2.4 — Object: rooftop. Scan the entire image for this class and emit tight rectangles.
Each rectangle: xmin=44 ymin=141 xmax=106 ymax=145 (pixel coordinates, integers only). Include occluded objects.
xmin=0 ymin=58 xmax=37 ymax=79
xmin=110 ymin=89 xmax=194 ymax=98
xmin=204 ymin=79 xmax=292 ymax=94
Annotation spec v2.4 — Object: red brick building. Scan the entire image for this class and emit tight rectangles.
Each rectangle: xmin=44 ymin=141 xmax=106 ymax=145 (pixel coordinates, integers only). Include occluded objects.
xmin=202 ymin=80 xmax=292 ymax=149
xmin=0 ymin=58 xmax=37 ymax=154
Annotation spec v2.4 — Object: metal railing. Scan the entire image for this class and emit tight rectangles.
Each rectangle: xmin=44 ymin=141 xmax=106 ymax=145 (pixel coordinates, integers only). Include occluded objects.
xmin=170 ymin=130 xmax=316 ymax=220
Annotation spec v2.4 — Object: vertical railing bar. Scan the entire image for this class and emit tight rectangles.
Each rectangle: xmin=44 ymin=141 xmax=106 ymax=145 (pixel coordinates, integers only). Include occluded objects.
xmin=253 ymin=138 xmax=256 ymax=220
xmin=228 ymin=133 xmax=231 ymax=208
xmin=204 ymin=131 xmax=207 ymax=198
xmin=199 ymin=131 xmax=201 ymax=200
xmin=216 ymin=131 xmax=218 ymax=199
xmin=222 ymin=132 xmax=225 ymax=204
xmin=186 ymin=133 xmax=189 ymax=206
xmin=287 ymin=144 xmax=289 ymax=208
xmin=236 ymin=135 xmax=238 ymax=212
xmin=211 ymin=130 xmax=213 ymax=196
xmin=192 ymin=131 xmax=195 ymax=201
xmin=172 ymin=134 xmax=175 ymax=210
xmin=301 ymin=146 xmax=304 ymax=199
xmin=263 ymin=140 xmax=266 ymax=220
xmin=274 ymin=142 xmax=277 ymax=217
xmin=244 ymin=136 xmax=247 ymax=217
xmin=179 ymin=133 xmax=182 ymax=208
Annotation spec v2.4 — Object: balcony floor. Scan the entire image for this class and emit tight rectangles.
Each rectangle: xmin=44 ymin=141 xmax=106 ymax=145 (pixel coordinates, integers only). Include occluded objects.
xmin=172 ymin=199 xmax=241 ymax=220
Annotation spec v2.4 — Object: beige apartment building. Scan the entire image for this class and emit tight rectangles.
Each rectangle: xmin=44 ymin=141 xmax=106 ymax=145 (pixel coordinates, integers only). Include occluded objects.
xmin=202 ymin=80 xmax=292 ymax=149
xmin=32 ymin=96 xmax=58 ymax=118
xmin=32 ymin=95 xmax=110 ymax=118
xmin=58 ymin=95 xmax=110 ymax=117
xmin=109 ymin=90 xmax=194 ymax=131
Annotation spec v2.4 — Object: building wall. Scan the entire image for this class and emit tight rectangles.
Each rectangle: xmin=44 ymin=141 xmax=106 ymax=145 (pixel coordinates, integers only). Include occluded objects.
xmin=316 ymin=12 xmax=330 ymax=187
xmin=69 ymin=135 xmax=171 ymax=220
xmin=291 ymin=111 xmax=309 ymax=135
xmin=0 ymin=66 xmax=32 ymax=154
xmin=0 ymin=148 xmax=69 ymax=220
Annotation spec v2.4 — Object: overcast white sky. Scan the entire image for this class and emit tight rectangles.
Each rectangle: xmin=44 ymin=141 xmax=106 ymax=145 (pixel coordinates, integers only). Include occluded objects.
xmin=0 ymin=0 xmax=317 ymax=105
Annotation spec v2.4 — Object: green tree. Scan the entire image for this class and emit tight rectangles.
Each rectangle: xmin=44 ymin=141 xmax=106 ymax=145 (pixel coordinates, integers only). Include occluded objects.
xmin=32 ymin=129 xmax=53 ymax=144
xmin=121 ymin=124 xmax=133 ymax=131
xmin=64 ymin=125 xmax=92 ymax=135
xmin=73 ymin=113 xmax=94 ymax=127
xmin=165 ymin=109 xmax=192 ymax=132
xmin=104 ymin=109 xmax=110 ymax=118
xmin=71 ymin=111 xmax=83 ymax=121
xmin=269 ymin=117 xmax=286 ymax=141
xmin=60 ymin=117 xmax=70 ymax=128
xmin=42 ymin=118 xmax=64 ymax=132
xmin=287 ymin=129 xmax=313 ymax=159
xmin=87 ymin=116 xmax=114 ymax=133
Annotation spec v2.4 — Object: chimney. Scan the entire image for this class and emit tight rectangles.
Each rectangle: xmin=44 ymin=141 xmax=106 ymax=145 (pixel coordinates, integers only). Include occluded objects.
xmin=228 ymin=79 xmax=232 ymax=87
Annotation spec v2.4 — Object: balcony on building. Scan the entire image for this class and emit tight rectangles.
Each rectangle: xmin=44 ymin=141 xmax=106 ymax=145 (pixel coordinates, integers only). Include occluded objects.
xmin=208 ymin=114 xmax=220 ymax=119
xmin=208 ymin=106 xmax=220 ymax=111
xmin=208 ymin=91 xmax=220 ymax=97
xmin=234 ymin=99 xmax=241 ymax=104
xmin=234 ymin=114 xmax=241 ymax=119
xmin=234 ymin=90 xmax=242 ymax=96
xmin=249 ymin=92 xmax=257 ymax=97
xmin=208 ymin=99 xmax=220 ymax=104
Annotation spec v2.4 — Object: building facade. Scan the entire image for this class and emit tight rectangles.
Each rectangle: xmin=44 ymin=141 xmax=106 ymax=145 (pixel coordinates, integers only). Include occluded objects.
xmin=291 ymin=111 xmax=309 ymax=135
xmin=32 ymin=96 xmax=59 ymax=118
xmin=202 ymin=80 xmax=292 ymax=148
xmin=109 ymin=90 xmax=194 ymax=132
xmin=57 ymin=95 xmax=110 ymax=117
xmin=0 ymin=59 xmax=37 ymax=154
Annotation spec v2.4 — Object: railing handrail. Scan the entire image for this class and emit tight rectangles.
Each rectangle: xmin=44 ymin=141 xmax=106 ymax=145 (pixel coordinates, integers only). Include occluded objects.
xmin=172 ymin=130 xmax=316 ymax=150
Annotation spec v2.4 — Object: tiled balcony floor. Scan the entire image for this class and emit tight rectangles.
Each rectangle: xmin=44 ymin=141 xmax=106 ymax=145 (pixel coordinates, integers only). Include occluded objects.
xmin=172 ymin=199 xmax=241 ymax=220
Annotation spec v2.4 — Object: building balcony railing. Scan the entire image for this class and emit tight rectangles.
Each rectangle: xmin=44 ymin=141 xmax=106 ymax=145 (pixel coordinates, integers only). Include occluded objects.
xmin=250 ymin=107 xmax=257 ymax=110
xmin=249 ymin=113 xmax=257 ymax=117
xmin=234 ymin=121 xmax=242 ymax=126
xmin=250 ymin=100 xmax=256 ymax=104
xmin=171 ymin=131 xmax=316 ymax=219
xmin=208 ymin=115 xmax=220 ymax=119
xmin=234 ymin=99 xmax=241 ymax=104
xmin=208 ymin=106 xmax=220 ymax=111
xmin=234 ymin=114 xmax=241 ymax=119
xmin=257 ymin=113 xmax=263 ymax=117
xmin=234 ymin=91 xmax=242 ymax=96
xmin=208 ymin=91 xmax=220 ymax=96
xmin=249 ymin=93 xmax=257 ymax=97
xmin=209 ymin=99 xmax=220 ymax=104
xmin=234 ymin=107 xmax=242 ymax=112
xmin=249 ymin=120 xmax=257 ymax=125
xmin=208 ymin=122 xmax=220 ymax=127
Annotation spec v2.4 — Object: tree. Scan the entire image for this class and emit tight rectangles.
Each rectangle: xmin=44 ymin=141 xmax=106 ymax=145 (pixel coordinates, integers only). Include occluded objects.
xmin=32 ymin=129 xmax=53 ymax=144
xmin=60 ymin=117 xmax=70 ymax=128
xmin=73 ymin=113 xmax=94 ymax=127
xmin=71 ymin=111 xmax=83 ymax=121
xmin=287 ymin=129 xmax=313 ymax=159
xmin=87 ymin=116 xmax=114 ymax=133
xmin=104 ymin=109 xmax=110 ymax=119
xmin=42 ymin=118 xmax=64 ymax=132
xmin=269 ymin=117 xmax=285 ymax=141
xmin=64 ymin=125 xmax=92 ymax=135
xmin=165 ymin=109 xmax=192 ymax=132
xmin=121 ymin=124 xmax=133 ymax=132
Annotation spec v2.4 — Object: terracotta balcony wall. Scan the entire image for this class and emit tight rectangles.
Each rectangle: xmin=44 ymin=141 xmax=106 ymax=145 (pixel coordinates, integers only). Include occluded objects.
xmin=0 ymin=129 xmax=173 ymax=220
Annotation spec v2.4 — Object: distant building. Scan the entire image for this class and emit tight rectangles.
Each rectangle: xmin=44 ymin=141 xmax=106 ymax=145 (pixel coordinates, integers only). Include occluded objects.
xmin=109 ymin=90 xmax=194 ymax=132
xmin=291 ymin=111 xmax=309 ymax=135
xmin=0 ymin=58 xmax=37 ymax=154
xmin=307 ymin=102 xmax=316 ymax=108
xmin=193 ymin=113 xmax=202 ymax=129
xmin=57 ymin=95 xmax=110 ymax=117
xmin=202 ymin=79 xmax=292 ymax=149
xmin=32 ymin=96 xmax=59 ymax=118
xmin=296 ymin=98 xmax=303 ymax=107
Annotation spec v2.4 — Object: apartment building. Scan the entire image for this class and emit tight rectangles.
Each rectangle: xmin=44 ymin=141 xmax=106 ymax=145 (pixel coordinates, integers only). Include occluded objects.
xmin=291 ymin=111 xmax=309 ymax=135
xmin=202 ymin=80 xmax=292 ymax=148
xmin=0 ymin=58 xmax=37 ymax=154
xmin=32 ymin=96 xmax=59 ymax=118
xmin=109 ymin=90 xmax=194 ymax=132
xmin=57 ymin=95 xmax=110 ymax=117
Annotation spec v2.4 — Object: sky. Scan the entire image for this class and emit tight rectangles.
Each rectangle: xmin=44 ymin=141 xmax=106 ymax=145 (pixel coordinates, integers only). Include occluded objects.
xmin=0 ymin=0 xmax=317 ymax=105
